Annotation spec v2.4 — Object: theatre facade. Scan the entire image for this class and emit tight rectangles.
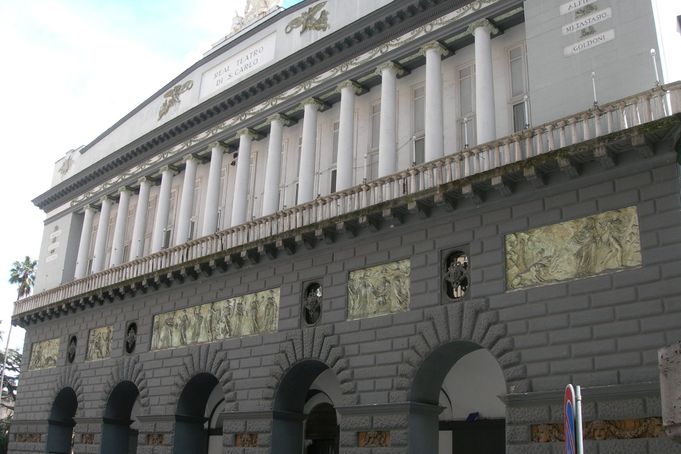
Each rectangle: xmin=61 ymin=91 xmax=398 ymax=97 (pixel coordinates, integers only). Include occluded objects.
xmin=10 ymin=0 xmax=681 ymax=453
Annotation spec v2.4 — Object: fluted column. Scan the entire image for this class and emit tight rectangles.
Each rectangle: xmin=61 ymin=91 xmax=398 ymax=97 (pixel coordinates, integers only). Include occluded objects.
xmin=74 ymin=205 xmax=96 ymax=279
xmin=470 ymin=19 xmax=498 ymax=145
xmin=175 ymin=155 xmax=198 ymax=245
xmin=91 ymin=196 xmax=112 ymax=273
xmin=231 ymin=129 xmax=256 ymax=227
xmin=298 ymin=98 xmax=323 ymax=204
xmin=422 ymin=42 xmax=447 ymax=161
xmin=151 ymin=166 xmax=175 ymax=253
xmin=109 ymin=188 xmax=131 ymax=267
xmin=262 ymin=114 xmax=291 ymax=216
xmin=129 ymin=177 xmax=151 ymax=260
xmin=337 ymin=81 xmax=362 ymax=191
xmin=202 ymin=142 xmax=225 ymax=235
xmin=377 ymin=62 xmax=403 ymax=177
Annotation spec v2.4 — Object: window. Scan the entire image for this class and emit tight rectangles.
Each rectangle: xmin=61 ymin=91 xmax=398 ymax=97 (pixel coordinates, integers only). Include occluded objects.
xmin=458 ymin=65 xmax=476 ymax=148
xmin=162 ymin=228 xmax=172 ymax=249
xmin=412 ymin=85 xmax=425 ymax=165
xmin=509 ymin=45 xmax=529 ymax=132
xmin=330 ymin=169 xmax=337 ymax=193
xmin=330 ymin=121 xmax=339 ymax=193
xmin=366 ymin=102 xmax=380 ymax=180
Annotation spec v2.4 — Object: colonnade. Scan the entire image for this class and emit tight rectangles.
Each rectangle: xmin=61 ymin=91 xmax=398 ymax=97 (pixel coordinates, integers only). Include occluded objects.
xmin=73 ymin=21 xmax=498 ymax=279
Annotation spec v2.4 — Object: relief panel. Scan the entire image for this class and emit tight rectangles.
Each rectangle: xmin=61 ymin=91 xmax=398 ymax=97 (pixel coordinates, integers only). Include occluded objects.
xmin=28 ymin=338 xmax=60 ymax=370
xmin=348 ymin=259 xmax=410 ymax=320
xmin=86 ymin=326 xmax=113 ymax=361
xmin=505 ymin=206 xmax=641 ymax=290
xmin=151 ymin=288 xmax=280 ymax=350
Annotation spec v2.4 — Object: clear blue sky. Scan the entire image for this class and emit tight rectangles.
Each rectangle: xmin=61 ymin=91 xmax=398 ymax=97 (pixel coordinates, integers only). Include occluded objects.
xmin=0 ymin=0 xmax=303 ymax=354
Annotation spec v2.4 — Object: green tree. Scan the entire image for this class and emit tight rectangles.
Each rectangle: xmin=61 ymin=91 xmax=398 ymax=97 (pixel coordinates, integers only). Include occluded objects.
xmin=8 ymin=256 xmax=36 ymax=300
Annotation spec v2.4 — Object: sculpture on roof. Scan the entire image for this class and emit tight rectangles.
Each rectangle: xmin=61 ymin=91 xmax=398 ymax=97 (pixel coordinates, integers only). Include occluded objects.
xmin=232 ymin=0 xmax=281 ymax=34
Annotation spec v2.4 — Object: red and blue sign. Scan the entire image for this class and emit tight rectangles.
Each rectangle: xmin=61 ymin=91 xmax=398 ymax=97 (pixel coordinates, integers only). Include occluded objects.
xmin=564 ymin=384 xmax=577 ymax=454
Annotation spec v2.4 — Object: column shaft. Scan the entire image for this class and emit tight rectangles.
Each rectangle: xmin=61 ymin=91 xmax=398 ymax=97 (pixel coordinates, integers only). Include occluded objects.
xmin=262 ymin=116 xmax=284 ymax=216
xmin=425 ymin=45 xmax=445 ymax=161
xmin=175 ymin=156 xmax=198 ymax=245
xmin=91 ymin=197 xmax=112 ymax=273
xmin=474 ymin=22 xmax=497 ymax=144
xmin=74 ymin=206 xmax=96 ymax=279
xmin=297 ymin=101 xmax=319 ymax=204
xmin=129 ymin=178 xmax=151 ymax=260
xmin=151 ymin=168 xmax=174 ymax=253
xmin=109 ymin=189 xmax=131 ymax=267
xmin=378 ymin=64 xmax=398 ymax=177
xmin=231 ymin=131 xmax=253 ymax=226
xmin=202 ymin=143 xmax=224 ymax=235
xmin=337 ymin=83 xmax=357 ymax=191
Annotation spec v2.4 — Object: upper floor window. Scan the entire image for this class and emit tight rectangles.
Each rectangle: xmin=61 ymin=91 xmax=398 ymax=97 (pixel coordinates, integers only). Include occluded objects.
xmin=458 ymin=64 xmax=476 ymax=149
xmin=330 ymin=121 xmax=339 ymax=193
xmin=366 ymin=101 xmax=380 ymax=181
xmin=509 ymin=45 xmax=529 ymax=132
xmin=412 ymin=85 xmax=425 ymax=165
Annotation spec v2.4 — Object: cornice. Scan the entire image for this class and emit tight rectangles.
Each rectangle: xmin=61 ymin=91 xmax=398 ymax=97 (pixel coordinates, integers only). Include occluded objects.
xmin=33 ymin=0 xmax=521 ymax=213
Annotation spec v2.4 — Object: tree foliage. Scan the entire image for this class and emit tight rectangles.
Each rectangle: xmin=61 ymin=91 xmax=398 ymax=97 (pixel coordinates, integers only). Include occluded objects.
xmin=8 ymin=256 xmax=36 ymax=300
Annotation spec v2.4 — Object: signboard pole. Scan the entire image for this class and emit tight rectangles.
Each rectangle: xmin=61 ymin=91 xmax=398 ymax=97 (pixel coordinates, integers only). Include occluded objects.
xmin=575 ymin=385 xmax=584 ymax=454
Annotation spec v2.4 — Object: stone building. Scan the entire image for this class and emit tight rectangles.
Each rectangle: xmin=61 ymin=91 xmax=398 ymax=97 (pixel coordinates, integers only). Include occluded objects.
xmin=9 ymin=0 xmax=681 ymax=453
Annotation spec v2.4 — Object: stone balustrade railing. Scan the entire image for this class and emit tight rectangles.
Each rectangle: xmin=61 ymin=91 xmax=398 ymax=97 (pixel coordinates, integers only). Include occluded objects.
xmin=14 ymin=82 xmax=681 ymax=317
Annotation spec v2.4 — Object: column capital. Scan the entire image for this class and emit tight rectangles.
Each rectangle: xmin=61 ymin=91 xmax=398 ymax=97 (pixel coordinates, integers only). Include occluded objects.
xmin=183 ymin=153 xmax=198 ymax=164
xmin=209 ymin=141 xmax=226 ymax=152
xmin=418 ymin=41 xmax=449 ymax=58
xmin=82 ymin=204 xmax=97 ymax=214
xmin=117 ymin=186 xmax=132 ymax=196
xmin=160 ymin=165 xmax=177 ymax=175
xmin=374 ymin=61 xmax=406 ymax=77
xmin=99 ymin=195 xmax=113 ymax=205
xmin=137 ymin=176 xmax=152 ymax=186
xmin=335 ymin=80 xmax=364 ymax=95
xmin=298 ymin=97 xmax=326 ymax=111
xmin=467 ymin=18 xmax=499 ymax=36
xmin=267 ymin=113 xmax=295 ymax=127
xmin=237 ymin=128 xmax=263 ymax=140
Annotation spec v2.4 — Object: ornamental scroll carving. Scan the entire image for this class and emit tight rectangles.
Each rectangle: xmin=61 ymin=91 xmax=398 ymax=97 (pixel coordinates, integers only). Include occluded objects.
xmin=531 ymin=417 xmax=664 ymax=442
xmin=285 ymin=1 xmax=329 ymax=34
xmin=151 ymin=288 xmax=279 ymax=350
xmin=348 ymin=259 xmax=410 ymax=320
xmin=158 ymin=80 xmax=194 ymax=121
xmin=28 ymin=338 xmax=59 ymax=370
xmin=235 ymin=432 xmax=258 ymax=447
xmin=505 ymin=206 xmax=641 ymax=290
xmin=358 ymin=431 xmax=390 ymax=447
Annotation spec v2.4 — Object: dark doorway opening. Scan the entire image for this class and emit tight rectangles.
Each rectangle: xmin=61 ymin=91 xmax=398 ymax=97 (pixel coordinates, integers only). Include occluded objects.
xmin=173 ymin=373 xmax=223 ymax=454
xmin=304 ymin=401 xmax=339 ymax=454
xmin=46 ymin=387 xmax=77 ymax=454
xmin=101 ymin=381 xmax=139 ymax=454
xmin=439 ymin=419 xmax=505 ymax=453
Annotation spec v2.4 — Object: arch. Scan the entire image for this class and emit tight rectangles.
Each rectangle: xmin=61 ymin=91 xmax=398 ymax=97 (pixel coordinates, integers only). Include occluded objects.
xmin=408 ymin=342 xmax=507 ymax=454
xmin=45 ymin=387 xmax=78 ymax=454
xmin=101 ymin=381 xmax=139 ymax=454
xmin=272 ymin=359 xmax=342 ymax=454
xmin=173 ymin=372 xmax=221 ymax=454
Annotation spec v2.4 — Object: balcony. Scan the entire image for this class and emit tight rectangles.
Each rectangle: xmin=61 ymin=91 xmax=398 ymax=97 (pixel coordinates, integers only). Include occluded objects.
xmin=13 ymin=82 xmax=681 ymax=323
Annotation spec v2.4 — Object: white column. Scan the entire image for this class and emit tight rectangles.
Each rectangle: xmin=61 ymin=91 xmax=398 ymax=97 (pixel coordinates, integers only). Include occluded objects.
xmin=151 ymin=166 xmax=175 ymax=253
xmin=91 ymin=196 xmax=112 ymax=273
xmin=109 ymin=188 xmax=131 ymax=267
xmin=262 ymin=114 xmax=289 ymax=216
xmin=377 ymin=62 xmax=402 ymax=177
xmin=202 ymin=142 xmax=225 ymax=236
xmin=337 ymin=81 xmax=361 ymax=191
xmin=470 ymin=19 xmax=498 ymax=145
xmin=231 ymin=129 xmax=255 ymax=227
xmin=298 ymin=99 xmax=323 ymax=204
xmin=129 ymin=177 xmax=151 ymax=260
xmin=175 ymin=155 xmax=198 ymax=245
xmin=74 ymin=205 xmax=96 ymax=279
xmin=422 ymin=42 xmax=447 ymax=161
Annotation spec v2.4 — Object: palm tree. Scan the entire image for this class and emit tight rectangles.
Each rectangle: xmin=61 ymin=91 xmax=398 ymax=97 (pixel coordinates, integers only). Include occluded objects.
xmin=1 ymin=256 xmax=36 ymax=410
xmin=8 ymin=256 xmax=36 ymax=300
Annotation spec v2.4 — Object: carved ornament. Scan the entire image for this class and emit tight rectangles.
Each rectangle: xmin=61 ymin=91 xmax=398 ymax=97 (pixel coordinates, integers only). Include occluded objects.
xmin=358 ymin=431 xmax=390 ymax=447
xmin=348 ymin=259 xmax=410 ymax=320
xmin=236 ymin=432 xmax=258 ymax=447
xmin=285 ymin=2 xmax=329 ymax=34
xmin=158 ymin=81 xmax=194 ymax=121
xmin=86 ymin=326 xmax=112 ymax=361
xmin=28 ymin=338 xmax=59 ymax=370
xmin=532 ymin=417 xmax=664 ymax=442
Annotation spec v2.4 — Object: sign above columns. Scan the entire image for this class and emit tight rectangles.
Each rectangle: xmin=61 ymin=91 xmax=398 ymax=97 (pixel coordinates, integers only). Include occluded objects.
xmin=200 ymin=33 xmax=277 ymax=99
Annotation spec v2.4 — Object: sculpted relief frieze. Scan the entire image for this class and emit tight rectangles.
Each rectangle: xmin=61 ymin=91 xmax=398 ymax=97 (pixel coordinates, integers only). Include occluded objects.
xmin=70 ymin=0 xmax=500 ymax=208
xmin=28 ymin=338 xmax=60 ymax=370
xmin=86 ymin=326 xmax=113 ymax=361
xmin=151 ymin=288 xmax=280 ymax=350
xmin=505 ymin=206 xmax=642 ymax=290
xmin=348 ymin=259 xmax=410 ymax=320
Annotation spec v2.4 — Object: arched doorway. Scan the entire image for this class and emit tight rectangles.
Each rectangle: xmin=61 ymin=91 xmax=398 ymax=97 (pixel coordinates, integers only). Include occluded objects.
xmin=272 ymin=361 xmax=341 ymax=454
xmin=46 ymin=387 xmax=77 ymax=454
xmin=173 ymin=373 xmax=224 ymax=454
xmin=409 ymin=342 xmax=506 ymax=454
xmin=101 ymin=381 xmax=140 ymax=454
